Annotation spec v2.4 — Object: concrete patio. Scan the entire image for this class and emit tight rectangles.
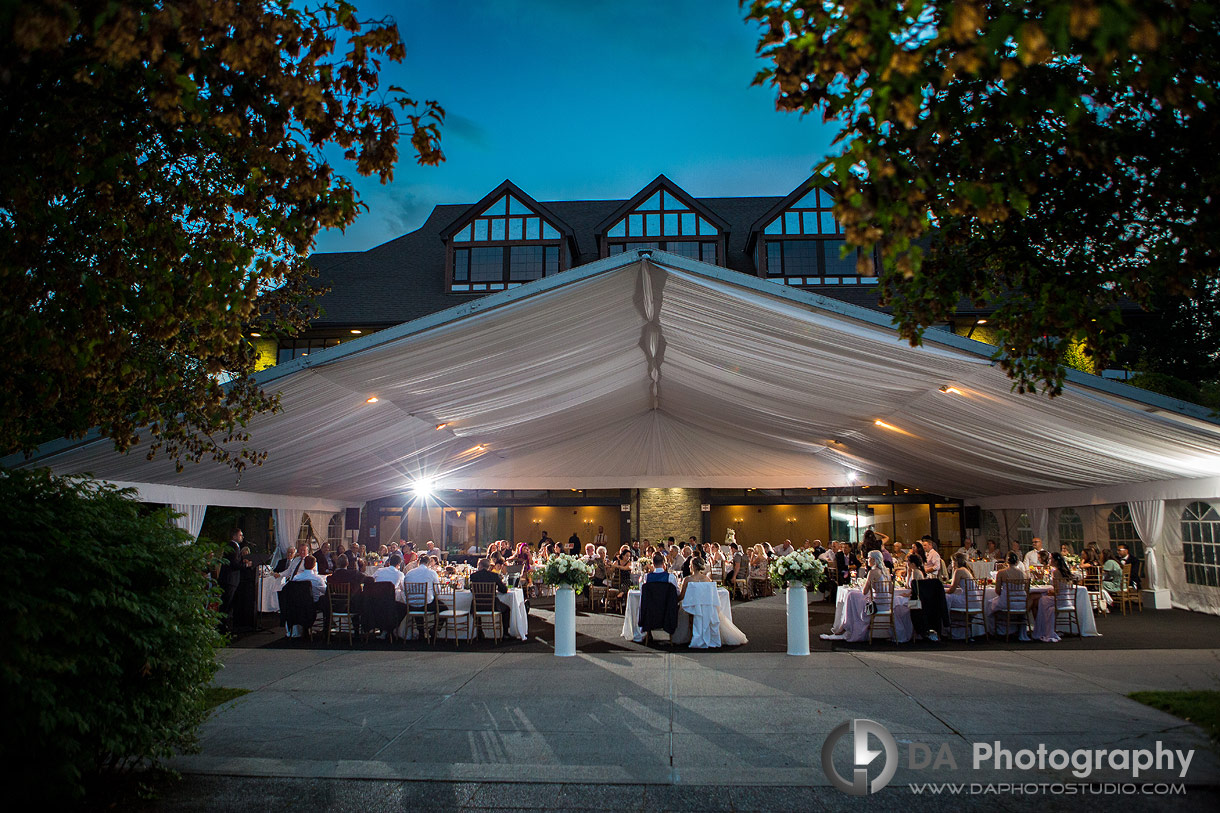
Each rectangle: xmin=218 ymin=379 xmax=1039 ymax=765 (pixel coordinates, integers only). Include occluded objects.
xmin=157 ymin=642 xmax=1220 ymax=810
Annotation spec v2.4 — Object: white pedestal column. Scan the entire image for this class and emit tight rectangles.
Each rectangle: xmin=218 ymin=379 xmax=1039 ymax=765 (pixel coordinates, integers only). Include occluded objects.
xmin=786 ymin=583 xmax=810 ymax=656
xmin=554 ymin=586 xmax=576 ymax=656
xmin=1143 ymin=588 xmax=1172 ymax=609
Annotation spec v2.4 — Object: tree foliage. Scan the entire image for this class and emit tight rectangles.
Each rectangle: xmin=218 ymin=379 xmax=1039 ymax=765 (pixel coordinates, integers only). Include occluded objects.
xmin=0 ymin=0 xmax=443 ymax=467
xmin=0 ymin=468 xmax=225 ymax=803
xmin=746 ymin=0 xmax=1219 ymax=393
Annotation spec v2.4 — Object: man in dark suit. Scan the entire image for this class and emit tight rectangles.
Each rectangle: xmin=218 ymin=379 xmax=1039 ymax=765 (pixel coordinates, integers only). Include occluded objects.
xmin=315 ymin=541 xmax=334 ymax=575
xmin=469 ymin=557 xmax=510 ymax=636
xmin=218 ymin=528 xmax=244 ymax=631
xmin=1116 ymin=543 xmax=1142 ymax=589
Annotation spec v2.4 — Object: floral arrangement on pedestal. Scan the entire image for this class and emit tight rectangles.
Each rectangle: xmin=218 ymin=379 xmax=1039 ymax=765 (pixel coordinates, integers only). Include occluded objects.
xmin=769 ymin=549 xmax=826 ymax=590
xmin=539 ymin=553 xmax=593 ymax=594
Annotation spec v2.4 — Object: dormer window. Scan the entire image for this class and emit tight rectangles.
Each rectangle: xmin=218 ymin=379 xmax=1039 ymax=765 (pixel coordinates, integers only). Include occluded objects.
xmin=752 ymin=184 xmax=878 ymax=287
xmin=596 ymin=175 xmax=728 ymax=265
xmin=443 ymin=183 xmax=574 ymax=293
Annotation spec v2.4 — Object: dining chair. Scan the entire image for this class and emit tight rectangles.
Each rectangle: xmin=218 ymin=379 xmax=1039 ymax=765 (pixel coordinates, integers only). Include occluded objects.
xmin=403 ymin=582 xmax=437 ymax=644
xmin=867 ymin=581 xmax=895 ymax=644
xmin=327 ymin=582 xmax=357 ymax=645
xmin=1116 ymin=564 xmax=1143 ymax=615
xmin=470 ymin=581 xmax=504 ymax=644
xmin=1083 ymin=567 xmax=1106 ymax=617
xmin=1052 ymin=576 xmax=1080 ymax=638
xmin=436 ymin=585 xmax=471 ymax=647
xmin=997 ymin=578 xmax=1030 ymax=642
xmin=948 ymin=578 xmax=987 ymax=644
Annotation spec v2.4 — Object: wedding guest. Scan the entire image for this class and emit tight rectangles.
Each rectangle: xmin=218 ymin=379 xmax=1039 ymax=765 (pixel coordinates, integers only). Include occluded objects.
xmin=469 ymin=557 xmax=510 ymax=635
xmin=1023 ymin=537 xmax=1046 ymax=569
xmin=958 ymin=539 xmax=979 ymax=560
xmin=289 ymin=555 xmax=328 ymax=637
xmin=644 ymin=552 xmax=680 ymax=589
xmin=984 ymin=540 xmax=1001 ymax=561
xmin=678 ymin=556 xmax=712 ymax=599
xmin=920 ymin=536 xmax=943 ymax=577
xmin=276 ymin=543 xmax=309 ymax=580
xmin=943 ymin=552 xmax=973 ymax=610
xmin=861 ymin=550 xmax=891 ymax=605
xmin=775 ymin=539 xmax=795 ymax=557
xmin=1116 ymin=543 xmax=1142 ymax=589
xmin=373 ymin=553 xmax=406 ymax=601
xmin=1102 ymin=549 xmax=1123 ymax=592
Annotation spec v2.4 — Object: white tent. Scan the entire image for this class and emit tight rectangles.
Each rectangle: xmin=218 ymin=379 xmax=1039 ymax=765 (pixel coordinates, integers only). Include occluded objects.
xmin=12 ymin=250 xmax=1220 ymax=609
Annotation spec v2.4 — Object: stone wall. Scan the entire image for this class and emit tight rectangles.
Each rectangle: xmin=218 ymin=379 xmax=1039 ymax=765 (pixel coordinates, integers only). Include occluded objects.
xmin=638 ymin=488 xmax=702 ymax=544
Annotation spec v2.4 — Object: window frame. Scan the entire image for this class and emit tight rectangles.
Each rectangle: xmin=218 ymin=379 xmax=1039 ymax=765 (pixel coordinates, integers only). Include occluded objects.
xmin=445 ymin=193 xmax=567 ymax=293
xmin=1182 ymin=501 xmax=1220 ymax=588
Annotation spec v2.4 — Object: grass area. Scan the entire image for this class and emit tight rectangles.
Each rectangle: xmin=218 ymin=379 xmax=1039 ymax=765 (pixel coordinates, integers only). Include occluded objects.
xmin=1129 ymin=690 xmax=1220 ymax=741
xmin=202 ymin=686 xmax=250 ymax=711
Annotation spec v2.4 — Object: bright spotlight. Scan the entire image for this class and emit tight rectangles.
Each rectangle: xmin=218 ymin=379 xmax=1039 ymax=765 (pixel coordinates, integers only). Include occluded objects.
xmin=846 ymin=471 xmax=858 ymax=483
xmin=412 ymin=480 xmax=434 ymax=499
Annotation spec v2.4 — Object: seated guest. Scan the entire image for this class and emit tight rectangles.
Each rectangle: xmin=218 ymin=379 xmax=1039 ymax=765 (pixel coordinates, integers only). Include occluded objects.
xmin=315 ymin=541 xmax=334 ymax=575
xmin=469 ymin=557 xmax=510 ymax=635
xmin=679 ymin=544 xmax=695 ymax=577
xmin=373 ymin=553 xmax=406 ymax=601
xmin=1081 ymin=546 xmax=1101 ymax=567
xmin=583 ymin=543 xmax=597 ymax=560
xmin=958 ymin=539 xmax=979 ymax=560
xmin=1116 ymin=543 xmax=1142 ymax=589
xmin=644 ymin=552 xmax=680 ymax=588
xmin=1038 ymin=549 xmax=1051 ymax=567
xmin=328 ymin=553 xmax=373 ymax=587
xmin=774 ymin=539 xmax=795 ymax=557
xmin=890 ymin=540 xmax=905 ymax=561
xmin=920 ymin=536 xmax=943 ymax=577
xmin=290 ymin=554 xmax=328 ymax=636
xmin=403 ymin=555 xmax=441 ymax=609
xmin=983 ymin=540 xmax=1001 ymax=561
xmin=1059 ymin=542 xmax=1075 ymax=557
xmin=275 ymin=543 xmax=309 ymax=579
xmin=861 ymin=550 xmax=891 ymax=604
xmin=943 ymin=552 xmax=972 ymax=610
xmin=1102 ymin=549 xmax=1123 ymax=592
xmin=1023 ymin=537 xmax=1046 ymax=569
xmin=678 ymin=556 xmax=712 ymax=599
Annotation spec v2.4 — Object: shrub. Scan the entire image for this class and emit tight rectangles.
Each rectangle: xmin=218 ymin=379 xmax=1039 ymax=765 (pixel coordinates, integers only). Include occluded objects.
xmin=0 ymin=468 xmax=224 ymax=802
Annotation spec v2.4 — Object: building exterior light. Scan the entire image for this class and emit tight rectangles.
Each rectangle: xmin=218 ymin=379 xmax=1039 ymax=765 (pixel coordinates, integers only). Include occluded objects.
xmin=350 ymin=329 xmax=362 ymax=334
xmin=365 ymin=396 xmax=379 ymax=403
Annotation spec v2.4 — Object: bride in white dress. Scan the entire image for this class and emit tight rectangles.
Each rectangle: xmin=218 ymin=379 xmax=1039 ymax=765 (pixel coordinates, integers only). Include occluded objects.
xmin=680 ymin=557 xmax=749 ymax=647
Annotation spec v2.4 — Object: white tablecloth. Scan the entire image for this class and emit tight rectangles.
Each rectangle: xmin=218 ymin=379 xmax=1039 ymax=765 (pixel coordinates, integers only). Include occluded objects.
xmin=830 ymin=586 xmax=915 ymax=643
xmin=984 ymin=585 xmax=1099 ymax=640
xmin=258 ymin=568 xmax=285 ymax=613
xmin=969 ymin=561 xmax=995 ymax=579
xmin=399 ymin=587 xmax=528 ymax=641
xmin=621 ymin=586 xmax=736 ymax=644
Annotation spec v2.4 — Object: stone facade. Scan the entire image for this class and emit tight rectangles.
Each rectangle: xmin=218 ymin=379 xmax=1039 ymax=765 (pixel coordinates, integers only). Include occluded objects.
xmin=638 ymin=488 xmax=702 ymax=544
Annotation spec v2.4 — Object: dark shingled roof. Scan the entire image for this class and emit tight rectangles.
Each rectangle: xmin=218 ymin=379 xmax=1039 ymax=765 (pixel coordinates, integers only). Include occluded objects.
xmin=306 ymin=194 xmax=893 ymax=328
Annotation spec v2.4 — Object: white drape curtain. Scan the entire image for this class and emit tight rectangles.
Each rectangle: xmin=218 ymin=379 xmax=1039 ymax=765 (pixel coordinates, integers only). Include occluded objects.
xmin=170 ymin=503 xmax=207 ymax=541
xmin=1028 ymin=507 xmax=1053 ymax=548
xmin=273 ymin=508 xmax=303 ymax=566
xmin=1128 ymin=500 xmax=1165 ymax=591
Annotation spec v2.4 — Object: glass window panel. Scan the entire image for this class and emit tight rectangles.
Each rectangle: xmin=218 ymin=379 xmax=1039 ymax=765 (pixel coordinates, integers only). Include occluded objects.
xmin=524 ymin=217 xmax=540 ymax=240
xmin=795 ymin=190 xmax=820 ymax=208
xmin=454 ymin=248 xmax=469 ymax=281
xmin=607 ymin=220 xmax=626 ymax=238
xmin=326 ymin=338 xmax=340 ymax=347
xmin=645 ymin=213 xmax=660 ymax=235
xmin=667 ymin=241 xmax=699 ymax=258
xmin=640 ymin=191 xmax=661 ymax=210
xmin=481 ymin=195 xmax=507 ymax=216
xmin=608 ymin=243 xmax=625 ymax=255
xmin=625 ymin=241 xmax=660 ymax=251
xmin=470 ymin=247 xmax=502 ymax=282
xmin=490 ymin=218 xmax=505 ymax=240
xmin=802 ymin=212 xmax=818 ymax=234
xmin=766 ymin=241 xmax=783 ymax=276
xmin=507 ymin=217 xmax=523 ymax=240
xmin=700 ymin=242 xmax=717 ymax=264
xmin=764 ymin=217 xmax=782 ymax=235
xmin=783 ymin=240 xmax=819 ymax=275
xmin=681 ymin=212 xmax=696 ymax=235
xmin=663 ymin=213 xmax=678 ymax=235
xmin=823 ymin=239 xmax=857 ymax=276
xmin=451 ymin=283 xmax=469 ymax=291
xmin=823 ymin=277 xmax=840 ymax=284
xmin=784 ymin=212 xmax=800 ymax=234
xmin=628 ymin=214 xmax=643 ymax=236
xmin=542 ymin=222 xmax=560 ymax=239
xmin=454 ymin=224 xmax=472 ymax=242
xmin=545 ymin=246 xmax=559 ymax=274
xmin=508 ymin=246 xmax=544 ymax=281
xmin=507 ymin=195 xmax=530 ymax=215
xmin=818 ymin=188 xmax=834 ymax=207
xmin=698 ymin=217 xmax=716 ymax=235
xmin=473 ymin=219 xmax=488 ymax=241
xmin=278 ymin=347 xmax=293 ymax=364
xmin=821 ymin=211 xmax=837 ymax=233
xmin=294 ymin=346 xmax=309 ymax=359
xmin=861 ymin=276 xmax=879 ymax=284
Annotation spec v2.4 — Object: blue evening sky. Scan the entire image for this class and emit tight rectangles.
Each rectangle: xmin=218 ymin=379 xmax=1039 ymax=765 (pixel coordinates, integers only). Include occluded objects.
xmin=314 ymin=0 xmax=840 ymax=252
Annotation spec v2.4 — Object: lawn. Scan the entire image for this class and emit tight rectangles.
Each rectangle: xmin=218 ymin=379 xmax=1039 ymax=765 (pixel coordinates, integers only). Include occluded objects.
xmin=1129 ymin=690 xmax=1220 ymax=742
xmin=203 ymin=686 xmax=250 ymax=711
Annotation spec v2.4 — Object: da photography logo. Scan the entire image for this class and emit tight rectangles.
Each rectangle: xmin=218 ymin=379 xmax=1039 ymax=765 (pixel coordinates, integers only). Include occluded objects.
xmin=822 ymin=719 xmax=898 ymax=795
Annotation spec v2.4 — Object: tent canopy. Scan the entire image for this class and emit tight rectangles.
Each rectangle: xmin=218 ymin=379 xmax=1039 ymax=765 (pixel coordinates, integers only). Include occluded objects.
xmin=13 ymin=250 xmax=1220 ymax=507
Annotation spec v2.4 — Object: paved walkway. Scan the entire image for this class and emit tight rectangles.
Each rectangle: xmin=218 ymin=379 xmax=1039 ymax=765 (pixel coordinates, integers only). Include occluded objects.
xmin=166 ymin=644 xmax=1220 ymax=809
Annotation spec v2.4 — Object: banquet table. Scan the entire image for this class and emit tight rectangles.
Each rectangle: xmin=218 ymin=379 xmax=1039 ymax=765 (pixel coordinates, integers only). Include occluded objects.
xmin=830 ymin=585 xmax=915 ymax=643
xmin=398 ymin=587 xmax=528 ymax=641
xmin=258 ymin=567 xmax=285 ymax=613
xmin=621 ymin=586 xmax=735 ymax=645
xmin=969 ymin=561 xmax=995 ymax=580
xmin=984 ymin=584 xmax=1099 ymax=640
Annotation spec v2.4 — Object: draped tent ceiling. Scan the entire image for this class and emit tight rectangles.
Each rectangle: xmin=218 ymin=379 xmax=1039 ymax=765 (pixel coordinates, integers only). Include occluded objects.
xmin=14 ymin=251 xmax=1220 ymax=508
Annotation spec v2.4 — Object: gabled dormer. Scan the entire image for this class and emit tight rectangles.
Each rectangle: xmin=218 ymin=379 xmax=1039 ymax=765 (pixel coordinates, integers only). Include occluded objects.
xmin=594 ymin=174 xmax=728 ymax=265
xmin=440 ymin=180 xmax=578 ymax=293
xmin=747 ymin=178 xmax=878 ymax=287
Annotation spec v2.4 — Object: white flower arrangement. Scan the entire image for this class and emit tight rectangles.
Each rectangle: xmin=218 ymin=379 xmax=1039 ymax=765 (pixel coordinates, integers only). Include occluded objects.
xmin=540 ymin=553 xmax=593 ymax=594
xmin=769 ymin=548 xmax=826 ymax=589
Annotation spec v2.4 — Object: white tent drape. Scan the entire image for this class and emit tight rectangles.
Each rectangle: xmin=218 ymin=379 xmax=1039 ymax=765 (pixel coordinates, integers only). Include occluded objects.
xmin=1028 ymin=507 xmax=1051 ymax=548
xmin=273 ymin=508 xmax=303 ymax=566
xmin=1128 ymin=499 xmax=1165 ymax=591
xmin=170 ymin=503 xmax=207 ymax=541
